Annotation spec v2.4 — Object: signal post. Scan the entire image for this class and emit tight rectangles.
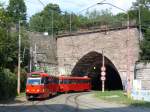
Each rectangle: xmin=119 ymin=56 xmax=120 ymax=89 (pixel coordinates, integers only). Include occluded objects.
xmin=101 ymin=49 xmax=106 ymax=92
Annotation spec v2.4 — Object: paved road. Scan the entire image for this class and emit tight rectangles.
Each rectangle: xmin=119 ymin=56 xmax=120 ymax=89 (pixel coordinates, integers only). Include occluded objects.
xmin=0 ymin=92 xmax=150 ymax=112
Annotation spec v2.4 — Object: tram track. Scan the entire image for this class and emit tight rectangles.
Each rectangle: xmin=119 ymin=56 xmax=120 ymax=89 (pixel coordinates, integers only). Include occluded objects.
xmin=1 ymin=91 xmax=122 ymax=112
xmin=64 ymin=91 xmax=114 ymax=112
xmin=38 ymin=93 xmax=80 ymax=112
xmin=37 ymin=92 xmax=83 ymax=112
xmin=1 ymin=94 xmax=62 ymax=112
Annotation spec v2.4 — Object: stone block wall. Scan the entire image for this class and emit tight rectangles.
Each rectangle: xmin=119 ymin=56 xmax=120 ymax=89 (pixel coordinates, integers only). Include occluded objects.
xmin=57 ymin=28 xmax=140 ymax=83
xmin=135 ymin=62 xmax=150 ymax=90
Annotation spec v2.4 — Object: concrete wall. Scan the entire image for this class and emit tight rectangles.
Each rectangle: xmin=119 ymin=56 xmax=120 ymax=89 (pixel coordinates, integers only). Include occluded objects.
xmin=57 ymin=28 xmax=140 ymax=83
xmin=29 ymin=32 xmax=58 ymax=73
xmin=135 ymin=62 xmax=150 ymax=90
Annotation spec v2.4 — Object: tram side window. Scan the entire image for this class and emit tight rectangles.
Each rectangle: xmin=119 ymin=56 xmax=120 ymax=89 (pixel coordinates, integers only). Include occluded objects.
xmin=41 ymin=77 xmax=49 ymax=84
xmin=63 ymin=79 xmax=69 ymax=84
xmin=70 ymin=79 xmax=77 ymax=84
xmin=80 ymin=80 xmax=84 ymax=83
xmin=84 ymin=80 xmax=89 ymax=83
xmin=70 ymin=80 xmax=73 ymax=84
xmin=76 ymin=80 xmax=79 ymax=84
xmin=56 ymin=78 xmax=59 ymax=84
xmin=79 ymin=80 xmax=89 ymax=83
xmin=48 ymin=78 xmax=52 ymax=83
xmin=59 ymin=79 xmax=63 ymax=84
xmin=45 ymin=77 xmax=49 ymax=84
xmin=41 ymin=78 xmax=44 ymax=84
xmin=83 ymin=80 xmax=86 ymax=83
xmin=53 ymin=78 xmax=59 ymax=84
xmin=79 ymin=80 xmax=83 ymax=83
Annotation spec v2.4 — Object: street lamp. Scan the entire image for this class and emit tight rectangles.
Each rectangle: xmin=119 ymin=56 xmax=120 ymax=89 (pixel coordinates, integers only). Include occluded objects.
xmin=97 ymin=2 xmax=131 ymax=96
xmin=77 ymin=0 xmax=107 ymax=14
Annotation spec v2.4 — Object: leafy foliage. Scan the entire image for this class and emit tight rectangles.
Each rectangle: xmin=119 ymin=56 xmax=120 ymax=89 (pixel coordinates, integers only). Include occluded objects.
xmin=130 ymin=0 xmax=150 ymax=61
xmin=29 ymin=4 xmax=128 ymax=34
xmin=0 ymin=68 xmax=17 ymax=100
xmin=29 ymin=3 xmax=63 ymax=34
xmin=140 ymin=28 xmax=150 ymax=60
xmin=7 ymin=0 xmax=27 ymax=23
xmin=0 ymin=1 xmax=29 ymax=99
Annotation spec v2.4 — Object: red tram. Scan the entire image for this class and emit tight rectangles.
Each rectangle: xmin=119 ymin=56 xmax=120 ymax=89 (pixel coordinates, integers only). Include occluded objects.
xmin=59 ymin=76 xmax=91 ymax=92
xmin=26 ymin=72 xmax=59 ymax=99
xmin=26 ymin=72 xmax=91 ymax=99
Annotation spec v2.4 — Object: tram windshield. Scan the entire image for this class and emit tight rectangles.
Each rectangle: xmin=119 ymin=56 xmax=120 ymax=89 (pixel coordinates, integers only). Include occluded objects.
xmin=27 ymin=78 xmax=41 ymax=85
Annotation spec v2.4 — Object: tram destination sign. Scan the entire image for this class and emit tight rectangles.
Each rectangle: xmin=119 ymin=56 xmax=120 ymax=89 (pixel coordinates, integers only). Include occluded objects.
xmin=31 ymin=74 xmax=40 ymax=77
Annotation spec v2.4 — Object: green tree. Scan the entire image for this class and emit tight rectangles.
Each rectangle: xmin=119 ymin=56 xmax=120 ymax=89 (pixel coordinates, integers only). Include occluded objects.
xmin=129 ymin=0 xmax=150 ymax=60
xmin=129 ymin=0 xmax=150 ymax=30
xmin=7 ymin=0 xmax=27 ymax=23
xmin=0 ymin=68 xmax=17 ymax=100
xmin=29 ymin=3 xmax=62 ymax=34
xmin=0 ymin=3 xmax=17 ymax=99
xmin=140 ymin=28 xmax=150 ymax=60
xmin=0 ymin=2 xmax=29 ymax=98
xmin=83 ymin=9 xmax=115 ymax=28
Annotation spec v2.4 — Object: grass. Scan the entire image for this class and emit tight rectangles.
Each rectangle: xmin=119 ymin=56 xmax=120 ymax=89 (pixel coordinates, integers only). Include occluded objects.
xmin=16 ymin=92 xmax=26 ymax=98
xmin=94 ymin=90 xmax=150 ymax=108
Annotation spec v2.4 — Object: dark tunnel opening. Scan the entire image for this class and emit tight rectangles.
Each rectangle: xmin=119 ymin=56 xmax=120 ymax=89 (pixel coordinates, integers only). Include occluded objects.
xmin=71 ymin=51 xmax=123 ymax=90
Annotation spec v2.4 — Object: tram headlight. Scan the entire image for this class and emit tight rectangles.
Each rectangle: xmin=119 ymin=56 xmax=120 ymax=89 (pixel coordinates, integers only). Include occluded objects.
xmin=27 ymin=89 xmax=29 ymax=92
xmin=37 ymin=89 xmax=40 ymax=92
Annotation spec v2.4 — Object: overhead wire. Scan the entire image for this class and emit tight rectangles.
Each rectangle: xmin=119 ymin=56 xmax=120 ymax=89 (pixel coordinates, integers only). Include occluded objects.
xmin=69 ymin=0 xmax=108 ymax=61
xmin=59 ymin=0 xmax=109 ymax=73
xmin=25 ymin=0 xmax=118 ymax=72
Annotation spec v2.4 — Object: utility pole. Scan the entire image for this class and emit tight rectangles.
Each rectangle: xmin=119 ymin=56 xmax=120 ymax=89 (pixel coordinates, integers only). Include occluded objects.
xmin=138 ymin=3 xmax=142 ymax=40
xmin=29 ymin=46 xmax=32 ymax=73
xmin=17 ymin=20 xmax=21 ymax=95
xmin=34 ymin=43 xmax=37 ymax=66
xmin=52 ymin=9 xmax=54 ymax=39
xmin=124 ymin=12 xmax=131 ymax=97
xmin=70 ymin=13 xmax=72 ymax=32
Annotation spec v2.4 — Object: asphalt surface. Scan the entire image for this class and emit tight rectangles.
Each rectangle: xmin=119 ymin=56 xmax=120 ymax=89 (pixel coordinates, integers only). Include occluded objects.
xmin=0 ymin=92 xmax=150 ymax=112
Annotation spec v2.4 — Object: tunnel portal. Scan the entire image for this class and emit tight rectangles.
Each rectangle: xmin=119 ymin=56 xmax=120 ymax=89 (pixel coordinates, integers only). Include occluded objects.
xmin=71 ymin=51 xmax=123 ymax=90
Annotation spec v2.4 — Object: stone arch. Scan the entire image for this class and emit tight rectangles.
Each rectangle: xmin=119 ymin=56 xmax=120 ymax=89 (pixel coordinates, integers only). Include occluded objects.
xmin=71 ymin=51 xmax=123 ymax=90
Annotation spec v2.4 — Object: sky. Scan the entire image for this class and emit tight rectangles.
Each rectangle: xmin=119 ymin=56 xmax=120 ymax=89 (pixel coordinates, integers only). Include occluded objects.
xmin=1 ymin=0 xmax=137 ymax=19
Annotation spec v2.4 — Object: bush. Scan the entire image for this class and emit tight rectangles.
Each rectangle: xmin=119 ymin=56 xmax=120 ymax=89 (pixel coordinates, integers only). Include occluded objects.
xmin=20 ymin=68 xmax=27 ymax=92
xmin=0 ymin=68 xmax=17 ymax=100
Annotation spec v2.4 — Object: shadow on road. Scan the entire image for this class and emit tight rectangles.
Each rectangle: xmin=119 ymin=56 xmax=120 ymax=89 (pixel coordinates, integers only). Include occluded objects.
xmin=0 ymin=103 xmax=150 ymax=112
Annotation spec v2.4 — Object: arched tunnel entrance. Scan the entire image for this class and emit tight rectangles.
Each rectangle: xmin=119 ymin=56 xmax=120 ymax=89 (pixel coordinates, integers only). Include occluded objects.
xmin=71 ymin=51 xmax=123 ymax=90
